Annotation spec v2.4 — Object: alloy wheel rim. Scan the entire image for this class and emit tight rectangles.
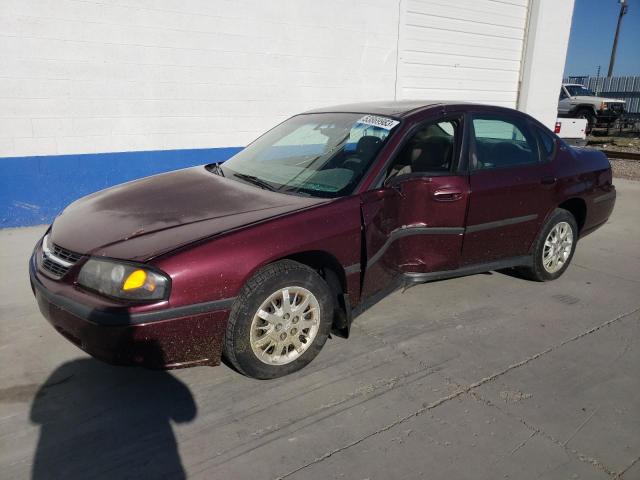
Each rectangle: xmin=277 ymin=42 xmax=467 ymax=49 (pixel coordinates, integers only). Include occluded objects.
xmin=250 ymin=286 xmax=320 ymax=365
xmin=543 ymin=221 xmax=573 ymax=273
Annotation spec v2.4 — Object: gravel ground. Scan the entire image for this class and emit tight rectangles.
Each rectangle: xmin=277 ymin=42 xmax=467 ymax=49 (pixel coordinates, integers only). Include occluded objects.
xmin=589 ymin=137 xmax=640 ymax=153
xmin=610 ymin=159 xmax=640 ymax=181
xmin=586 ymin=135 xmax=640 ymax=181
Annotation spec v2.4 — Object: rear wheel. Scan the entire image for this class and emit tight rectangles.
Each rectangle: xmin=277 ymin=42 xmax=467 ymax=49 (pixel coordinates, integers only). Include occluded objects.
xmin=520 ymin=209 xmax=578 ymax=282
xmin=223 ymin=260 xmax=333 ymax=379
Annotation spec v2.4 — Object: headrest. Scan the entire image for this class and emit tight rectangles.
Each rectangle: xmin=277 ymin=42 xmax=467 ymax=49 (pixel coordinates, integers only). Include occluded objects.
xmin=413 ymin=137 xmax=452 ymax=172
xmin=356 ymin=136 xmax=382 ymax=158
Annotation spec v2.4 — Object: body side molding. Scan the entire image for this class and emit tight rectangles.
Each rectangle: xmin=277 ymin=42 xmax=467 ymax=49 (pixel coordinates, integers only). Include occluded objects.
xmin=593 ymin=191 xmax=616 ymax=204
xmin=367 ymin=225 xmax=465 ymax=268
xmin=366 ymin=215 xmax=539 ymax=269
xmin=465 ymin=214 xmax=538 ymax=233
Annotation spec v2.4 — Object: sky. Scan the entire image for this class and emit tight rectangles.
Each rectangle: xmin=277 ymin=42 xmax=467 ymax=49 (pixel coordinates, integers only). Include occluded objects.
xmin=564 ymin=0 xmax=640 ymax=76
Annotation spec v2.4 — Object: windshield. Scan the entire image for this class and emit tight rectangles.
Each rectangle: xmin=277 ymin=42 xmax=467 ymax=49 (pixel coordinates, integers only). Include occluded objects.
xmin=565 ymin=85 xmax=595 ymax=97
xmin=214 ymin=113 xmax=399 ymax=198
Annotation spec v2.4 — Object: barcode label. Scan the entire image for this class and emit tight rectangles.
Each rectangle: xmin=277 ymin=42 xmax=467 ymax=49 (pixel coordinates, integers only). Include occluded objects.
xmin=357 ymin=115 xmax=400 ymax=130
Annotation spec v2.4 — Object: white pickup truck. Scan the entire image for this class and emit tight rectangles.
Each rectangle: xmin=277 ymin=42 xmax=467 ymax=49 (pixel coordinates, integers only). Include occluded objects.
xmin=553 ymin=118 xmax=588 ymax=146
xmin=558 ymin=83 xmax=625 ymax=128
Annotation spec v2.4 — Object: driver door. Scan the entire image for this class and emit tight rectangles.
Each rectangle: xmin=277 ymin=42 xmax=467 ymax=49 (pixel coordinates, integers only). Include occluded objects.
xmin=558 ymin=87 xmax=572 ymax=115
xmin=360 ymin=114 xmax=469 ymax=299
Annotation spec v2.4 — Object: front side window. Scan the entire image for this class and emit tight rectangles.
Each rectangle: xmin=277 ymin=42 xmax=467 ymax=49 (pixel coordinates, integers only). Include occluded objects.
xmin=471 ymin=116 xmax=539 ymax=170
xmin=386 ymin=119 xmax=459 ymax=179
xmin=565 ymin=85 xmax=595 ymax=97
xmin=216 ymin=113 xmax=399 ymax=197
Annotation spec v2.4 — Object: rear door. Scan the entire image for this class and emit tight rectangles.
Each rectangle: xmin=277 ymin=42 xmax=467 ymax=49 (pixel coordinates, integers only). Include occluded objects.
xmin=462 ymin=113 xmax=555 ymax=265
xmin=360 ymin=113 xmax=469 ymax=298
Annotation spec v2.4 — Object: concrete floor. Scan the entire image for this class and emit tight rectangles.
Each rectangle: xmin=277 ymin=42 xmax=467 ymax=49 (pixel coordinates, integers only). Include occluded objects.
xmin=1 ymin=180 xmax=639 ymax=480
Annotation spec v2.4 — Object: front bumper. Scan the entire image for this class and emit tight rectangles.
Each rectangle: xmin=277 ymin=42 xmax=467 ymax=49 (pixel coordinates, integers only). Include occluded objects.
xmin=596 ymin=108 xmax=624 ymax=122
xmin=30 ymin=255 xmax=232 ymax=369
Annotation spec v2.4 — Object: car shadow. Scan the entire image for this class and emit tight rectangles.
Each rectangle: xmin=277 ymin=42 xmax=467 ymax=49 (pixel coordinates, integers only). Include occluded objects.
xmin=29 ymin=342 xmax=197 ymax=480
xmin=495 ymin=267 xmax=530 ymax=280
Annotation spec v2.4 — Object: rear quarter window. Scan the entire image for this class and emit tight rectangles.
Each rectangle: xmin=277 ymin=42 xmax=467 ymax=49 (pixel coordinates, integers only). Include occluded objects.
xmin=534 ymin=126 xmax=556 ymax=158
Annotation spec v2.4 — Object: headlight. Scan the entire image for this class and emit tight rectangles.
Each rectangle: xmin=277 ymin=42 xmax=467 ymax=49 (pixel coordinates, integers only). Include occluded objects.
xmin=77 ymin=258 xmax=170 ymax=301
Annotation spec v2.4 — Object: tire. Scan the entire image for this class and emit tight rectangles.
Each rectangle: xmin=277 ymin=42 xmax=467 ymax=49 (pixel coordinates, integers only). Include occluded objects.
xmin=576 ymin=108 xmax=596 ymax=132
xmin=520 ymin=208 xmax=578 ymax=282
xmin=223 ymin=260 xmax=333 ymax=379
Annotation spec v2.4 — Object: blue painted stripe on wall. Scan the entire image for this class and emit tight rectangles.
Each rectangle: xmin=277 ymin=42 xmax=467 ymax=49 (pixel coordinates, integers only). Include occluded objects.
xmin=0 ymin=147 xmax=242 ymax=228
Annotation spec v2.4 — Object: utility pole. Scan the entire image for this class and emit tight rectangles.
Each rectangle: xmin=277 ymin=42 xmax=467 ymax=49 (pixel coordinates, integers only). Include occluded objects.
xmin=607 ymin=0 xmax=629 ymax=77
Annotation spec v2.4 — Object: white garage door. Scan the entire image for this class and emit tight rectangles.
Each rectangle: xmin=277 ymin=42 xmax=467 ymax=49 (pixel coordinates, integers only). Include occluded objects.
xmin=396 ymin=0 xmax=530 ymax=107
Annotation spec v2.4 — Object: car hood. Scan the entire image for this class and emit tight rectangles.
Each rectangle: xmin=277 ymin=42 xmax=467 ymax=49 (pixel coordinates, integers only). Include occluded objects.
xmin=573 ymin=95 xmax=625 ymax=104
xmin=50 ymin=166 xmax=328 ymax=261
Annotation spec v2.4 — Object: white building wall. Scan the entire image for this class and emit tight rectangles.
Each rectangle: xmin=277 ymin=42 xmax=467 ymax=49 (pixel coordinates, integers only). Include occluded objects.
xmin=518 ymin=0 xmax=576 ymax=128
xmin=395 ymin=0 xmax=529 ymax=108
xmin=0 ymin=0 xmax=574 ymax=158
xmin=0 ymin=0 xmax=399 ymax=157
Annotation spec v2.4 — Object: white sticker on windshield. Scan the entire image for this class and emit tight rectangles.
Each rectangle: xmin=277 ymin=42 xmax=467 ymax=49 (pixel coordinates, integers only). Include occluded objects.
xmin=356 ymin=115 xmax=400 ymax=130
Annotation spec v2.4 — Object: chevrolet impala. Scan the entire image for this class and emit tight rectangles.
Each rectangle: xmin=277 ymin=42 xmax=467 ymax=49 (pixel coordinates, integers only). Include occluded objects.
xmin=29 ymin=101 xmax=616 ymax=378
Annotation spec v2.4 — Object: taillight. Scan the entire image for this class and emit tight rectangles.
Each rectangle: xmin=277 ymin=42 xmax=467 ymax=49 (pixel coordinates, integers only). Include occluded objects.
xmin=554 ymin=121 xmax=561 ymax=134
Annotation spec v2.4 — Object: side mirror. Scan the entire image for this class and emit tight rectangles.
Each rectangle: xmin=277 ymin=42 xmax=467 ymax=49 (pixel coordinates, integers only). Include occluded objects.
xmin=383 ymin=175 xmax=408 ymax=195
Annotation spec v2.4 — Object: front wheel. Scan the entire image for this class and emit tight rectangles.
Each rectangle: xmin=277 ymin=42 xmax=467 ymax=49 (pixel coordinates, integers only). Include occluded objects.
xmin=576 ymin=108 xmax=596 ymax=132
xmin=223 ymin=260 xmax=333 ymax=379
xmin=520 ymin=209 xmax=578 ymax=282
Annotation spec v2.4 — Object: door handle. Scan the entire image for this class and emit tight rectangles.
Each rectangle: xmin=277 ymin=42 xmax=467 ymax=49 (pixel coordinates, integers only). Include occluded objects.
xmin=541 ymin=176 xmax=557 ymax=185
xmin=433 ymin=189 xmax=463 ymax=202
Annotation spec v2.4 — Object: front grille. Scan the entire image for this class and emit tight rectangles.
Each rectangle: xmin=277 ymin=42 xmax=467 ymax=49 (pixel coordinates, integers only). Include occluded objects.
xmin=42 ymin=257 xmax=71 ymax=277
xmin=52 ymin=244 xmax=82 ymax=263
xmin=40 ymin=235 xmax=83 ymax=279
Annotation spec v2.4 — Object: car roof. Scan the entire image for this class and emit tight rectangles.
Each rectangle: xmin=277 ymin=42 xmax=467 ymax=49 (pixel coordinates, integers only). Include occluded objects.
xmin=563 ymin=83 xmax=585 ymax=87
xmin=302 ymin=100 xmax=454 ymax=118
xmin=301 ymin=100 xmax=529 ymax=120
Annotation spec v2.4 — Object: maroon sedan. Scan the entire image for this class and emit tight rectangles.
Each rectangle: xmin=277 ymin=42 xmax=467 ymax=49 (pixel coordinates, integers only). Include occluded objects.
xmin=30 ymin=101 xmax=616 ymax=378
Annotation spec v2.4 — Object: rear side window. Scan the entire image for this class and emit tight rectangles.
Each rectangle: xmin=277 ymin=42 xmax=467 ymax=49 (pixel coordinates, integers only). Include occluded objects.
xmin=471 ymin=116 xmax=539 ymax=170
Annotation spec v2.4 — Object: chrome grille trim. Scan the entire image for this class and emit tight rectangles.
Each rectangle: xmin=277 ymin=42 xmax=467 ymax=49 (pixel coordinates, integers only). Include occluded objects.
xmin=40 ymin=234 xmax=82 ymax=278
xmin=52 ymin=244 xmax=82 ymax=263
xmin=42 ymin=257 xmax=69 ymax=277
xmin=43 ymin=239 xmax=74 ymax=268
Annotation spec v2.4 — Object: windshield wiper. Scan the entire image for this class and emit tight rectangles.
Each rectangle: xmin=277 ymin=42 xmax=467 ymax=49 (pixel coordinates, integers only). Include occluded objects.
xmin=233 ymin=172 xmax=277 ymax=191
